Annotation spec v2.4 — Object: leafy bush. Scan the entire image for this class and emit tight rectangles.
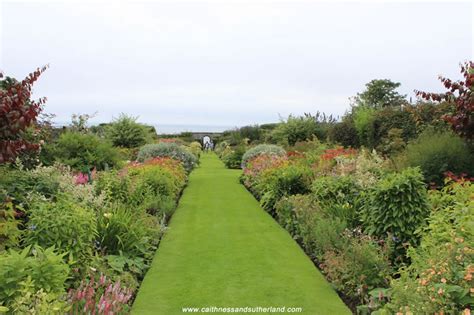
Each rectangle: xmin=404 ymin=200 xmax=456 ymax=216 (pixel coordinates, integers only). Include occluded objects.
xmin=0 ymin=201 xmax=20 ymax=251
xmin=221 ymin=146 xmax=246 ymax=169
xmin=372 ymin=107 xmax=417 ymax=148
xmin=275 ymin=195 xmax=347 ymax=258
xmin=398 ymin=129 xmax=474 ymax=186
xmin=275 ymin=195 xmax=391 ymax=305
xmin=24 ymin=195 xmax=97 ymax=265
xmin=241 ymin=144 xmax=286 ymax=168
xmin=322 ymin=235 xmax=391 ymax=304
xmin=97 ymin=205 xmax=159 ymax=259
xmin=311 ymin=175 xmax=361 ymax=227
xmin=360 ymin=167 xmax=429 ymax=260
xmin=0 ymin=245 xmax=69 ymax=307
xmin=382 ymin=181 xmax=474 ymax=314
xmin=8 ymin=283 xmax=68 ymax=315
xmin=188 ymin=141 xmax=202 ymax=158
xmin=0 ymin=166 xmax=60 ymax=208
xmin=106 ymin=114 xmax=149 ymax=148
xmin=137 ymin=142 xmax=197 ymax=172
xmin=353 ymin=106 xmax=376 ymax=148
xmin=52 ymin=131 xmax=121 ymax=172
xmin=268 ymin=114 xmax=335 ymax=146
xmin=258 ymin=164 xmax=312 ymax=212
xmin=327 ymin=119 xmax=359 ymax=147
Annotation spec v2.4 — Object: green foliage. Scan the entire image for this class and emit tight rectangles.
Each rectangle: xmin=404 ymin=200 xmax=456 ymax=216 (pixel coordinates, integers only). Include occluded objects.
xmin=222 ymin=125 xmax=263 ymax=145
xmin=275 ymin=195 xmax=391 ymax=304
xmin=97 ymin=205 xmax=160 ymax=260
xmin=137 ymin=143 xmax=197 ymax=172
xmin=259 ymin=164 xmax=312 ymax=212
xmin=353 ymin=106 xmax=376 ymax=148
xmin=311 ymin=175 xmax=361 ymax=228
xmin=377 ymin=128 xmax=406 ymax=155
xmin=24 ymin=195 xmax=97 ymax=265
xmin=0 ymin=245 xmax=69 ymax=307
xmin=241 ymin=144 xmax=286 ymax=168
xmin=360 ymin=167 xmax=429 ymax=258
xmin=106 ymin=114 xmax=149 ymax=148
xmin=353 ymin=79 xmax=406 ymax=108
xmin=327 ymin=119 xmax=359 ymax=147
xmin=8 ymin=280 xmax=68 ymax=315
xmin=188 ymin=141 xmax=202 ymax=158
xmin=382 ymin=181 xmax=474 ymax=313
xmin=94 ymin=171 xmax=130 ymax=204
xmin=275 ymin=195 xmax=347 ymax=258
xmin=322 ymin=235 xmax=391 ymax=303
xmin=398 ymin=129 xmax=474 ymax=185
xmin=221 ymin=146 xmax=246 ymax=169
xmin=373 ymin=107 xmax=417 ymax=147
xmin=52 ymin=131 xmax=121 ymax=171
xmin=0 ymin=166 xmax=60 ymax=208
xmin=269 ymin=113 xmax=335 ymax=146
xmin=0 ymin=202 xmax=20 ymax=251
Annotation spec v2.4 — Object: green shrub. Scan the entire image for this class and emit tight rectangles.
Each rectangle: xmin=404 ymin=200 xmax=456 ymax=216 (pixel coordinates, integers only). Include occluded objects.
xmin=24 ymin=195 xmax=97 ymax=265
xmin=97 ymin=205 xmax=160 ymax=260
xmin=275 ymin=194 xmax=314 ymax=239
xmin=353 ymin=106 xmax=376 ymax=148
xmin=106 ymin=114 xmax=149 ymax=148
xmin=188 ymin=141 xmax=202 ymax=158
xmin=398 ymin=129 xmax=474 ymax=185
xmin=94 ymin=171 xmax=131 ymax=205
xmin=382 ymin=181 xmax=473 ymax=314
xmin=327 ymin=119 xmax=359 ymax=147
xmin=275 ymin=195 xmax=347 ymax=259
xmin=137 ymin=143 xmax=197 ymax=172
xmin=241 ymin=144 xmax=286 ymax=168
xmin=360 ymin=167 xmax=429 ymax=260
xmin=269 ymin=114 xmax=334 ymax=146
xmin=53 ymin=131 xmax=121 ymax=172
xmin=0 ymin=201 xmax=20 ymax=251
xmin=311 ymin=175 xmax=361 ymax=227
xmin=259 ymin=164 xmax=312 ymax=212
xmin=372 ymin=107 xmax=417 ymax=148
xmin=0 ymin=166 xmax=60 ymax=208
xmin=221 ymin=146 xmax=246 ymax=169
xmin=322 ymin=235 xmax=391 ymax=304
xmin=0 ymin=246 xmax=69 ymax=307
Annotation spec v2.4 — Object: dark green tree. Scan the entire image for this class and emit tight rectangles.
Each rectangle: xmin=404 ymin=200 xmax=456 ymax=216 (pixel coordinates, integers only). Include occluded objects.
xmin=353 ymin=79 xmax=407 ymax=109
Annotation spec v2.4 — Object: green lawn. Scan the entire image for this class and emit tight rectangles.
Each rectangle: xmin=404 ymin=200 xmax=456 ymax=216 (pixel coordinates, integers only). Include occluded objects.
xmin=132 ymin=153 xmax=350 ymax=315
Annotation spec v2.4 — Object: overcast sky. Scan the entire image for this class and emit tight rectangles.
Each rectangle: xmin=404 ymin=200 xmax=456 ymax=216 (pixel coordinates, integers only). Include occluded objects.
xmin=1 ymin=1 xmax=472 ymax=130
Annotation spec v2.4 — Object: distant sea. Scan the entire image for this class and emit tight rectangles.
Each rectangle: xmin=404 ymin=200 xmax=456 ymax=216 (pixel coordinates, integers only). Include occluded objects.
xmin=154 ymin=124 xmax=237 ymax=135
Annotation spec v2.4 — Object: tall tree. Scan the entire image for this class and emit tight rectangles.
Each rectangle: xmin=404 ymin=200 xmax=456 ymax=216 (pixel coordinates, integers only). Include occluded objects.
xmin=353 ymin=79 xmax=407 ymax=109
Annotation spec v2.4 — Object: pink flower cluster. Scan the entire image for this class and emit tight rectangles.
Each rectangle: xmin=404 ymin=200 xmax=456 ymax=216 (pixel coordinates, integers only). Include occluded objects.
xmin=68 ymin=273 xmax=133 ymax=315
xmin=75 ymin=168 xmax=97 ymax=185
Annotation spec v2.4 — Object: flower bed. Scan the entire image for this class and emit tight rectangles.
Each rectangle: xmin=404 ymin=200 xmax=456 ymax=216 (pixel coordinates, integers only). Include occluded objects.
xmin=0 ymin=154 xmax=189 ymax=313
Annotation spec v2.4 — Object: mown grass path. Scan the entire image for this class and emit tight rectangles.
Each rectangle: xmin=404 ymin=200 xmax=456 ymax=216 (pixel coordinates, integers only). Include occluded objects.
xmin=132 ymin=153 xmax=349 ymax=315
